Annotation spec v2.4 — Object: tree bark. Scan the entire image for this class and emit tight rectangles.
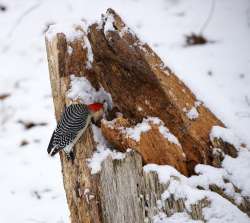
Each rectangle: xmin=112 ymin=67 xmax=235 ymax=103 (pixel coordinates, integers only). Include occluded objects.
xmin=46 ymin=29 xmax=103 ymax=223
xmin=99 ymin=151 xmax=209 ymax=223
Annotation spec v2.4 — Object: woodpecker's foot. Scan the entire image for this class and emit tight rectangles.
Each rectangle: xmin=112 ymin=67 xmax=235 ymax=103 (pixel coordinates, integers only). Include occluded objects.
xmin=66 ymin=151 xmax=75 ymax=163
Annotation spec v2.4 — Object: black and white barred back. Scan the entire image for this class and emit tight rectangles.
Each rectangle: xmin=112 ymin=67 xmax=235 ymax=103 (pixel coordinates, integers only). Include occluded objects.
xmin=47 ymin=104 xmax=90 ymax=157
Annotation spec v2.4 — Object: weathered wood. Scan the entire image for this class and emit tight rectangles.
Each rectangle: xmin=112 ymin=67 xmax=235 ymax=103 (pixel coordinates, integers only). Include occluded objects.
xmin=211 ymin=137 xmax=238 ymax=158
xmin=87 ymin=8 xmax=228 ymax=174
xmin=46 ymin=29 xmax=103 ymax=223
xmin=99 ymin=151 xmax=209 ymax=223
xmin=101 ymin=117 xmax=188 ymax=175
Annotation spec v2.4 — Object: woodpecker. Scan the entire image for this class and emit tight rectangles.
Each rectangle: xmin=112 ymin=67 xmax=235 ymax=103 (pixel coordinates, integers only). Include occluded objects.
xmin=47 ymin=103 xmax=104 ymax=159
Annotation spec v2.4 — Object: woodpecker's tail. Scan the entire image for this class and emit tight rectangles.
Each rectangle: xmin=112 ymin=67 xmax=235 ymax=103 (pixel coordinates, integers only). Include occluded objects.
xmin=50 ymin=146 xmax=61 ymax=156
xmin=47 ymin=144 xmax=62 ymax=156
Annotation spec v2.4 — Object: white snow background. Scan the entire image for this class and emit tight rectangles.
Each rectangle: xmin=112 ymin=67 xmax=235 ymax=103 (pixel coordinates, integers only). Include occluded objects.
xmin=0 ymin=0 xmax=249 ymax=222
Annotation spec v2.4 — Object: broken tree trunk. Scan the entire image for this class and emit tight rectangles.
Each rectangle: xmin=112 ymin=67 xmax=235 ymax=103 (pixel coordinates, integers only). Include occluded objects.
xmin=87 ymin=9 xmax=227 ymax=174
xmin=45 ymin=8 xmax=248 ymax=223
xmin=45 ymin=24 xmax=208 ymax=223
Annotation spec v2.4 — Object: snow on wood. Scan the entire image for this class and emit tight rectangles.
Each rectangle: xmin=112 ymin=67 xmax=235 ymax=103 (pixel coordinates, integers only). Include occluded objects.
xmin=188 ymin=148 xmax=250 ymax=215
xmin=87 ymin=124 xmax=125 ymax=174
xmin=125 ymin=119 xmax=152 ymax=141
xmin=186 ymin=106 xmax=199 ymax=120
xmin=152 ymin=212 xmax=202 ymax=223
xmin=144 ymin=161 xmax=250 ymax=223
xmin=158 ymin=125 xmax=181 ymax=146
xmin=210 ymin=126 xmax=245 ymax=150
xmin=101 ymin=116 xmax=188 ymax=175
xmin=103 ymin=12 xmax=116 ymax=35
xmin=105 ymin=116 xmax=182 ymax=146
xmin=46 ymin=22 xmax=94 ymax=69
xmin=99 ymin=151 xmax=249 ymax=223
xmin=67 ymin=75 xmax=112 ymax=108
xmin=222 ymin=149 xmax=250 ymax=197
xmin=189 ymin=164 xmax=244 ymax=204
xmin=46 ymin=22 xmax=85 ymax=42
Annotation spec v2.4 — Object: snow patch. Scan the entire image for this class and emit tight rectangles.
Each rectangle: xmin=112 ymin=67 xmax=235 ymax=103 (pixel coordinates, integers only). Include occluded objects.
xmin=105 ymin=117 xmax=181 ymax=146
xmin=83 ymin=35 xmax=94 ymax=69
xmin=144 ymin=164 xmax=183 ymax=184
xmin=125 ymin=117 xmax=181 ymax=146
xmin=189 ymin=164 xmax=244 ymax=205
xmin=208 ymin=126 xmax=250 ymax=197
xmin=46 ymin=22 xmax=94 ymax=68
xmin=210 ymin=126 xmax=244 ymax=149
xmin=126 ymin=121 xmax=151 ymax=142
xmin=103 ymin=10 xmax=136 ymax=40
xmin=144 ymin=164 xmax=205 ymax=208
xmin=188 ymin=146 xmax=250 ymax=203
xmin=159 ymin=125 xmax=181 ymax=146
xmin=46 ymin=22 xmax=85 ymax=42
xmin=153 ymin=212 xmax=202 ymax=223
xmin=222 ymin=149 xmax=250 ymax=197
xmin=87 ymin=125 xmax=125 ymax=174
xmin=144 ymin=163 xmax=250 ymax=223
xmin=103 ymin=13 xmax=115 ymax=35
xmin=203 ymin=191 xmax=250 ymax=223
xmin=67 ymin=75 xmax=112 ymax=109
xmin=186 ymin=106 xmax=199 ymax=120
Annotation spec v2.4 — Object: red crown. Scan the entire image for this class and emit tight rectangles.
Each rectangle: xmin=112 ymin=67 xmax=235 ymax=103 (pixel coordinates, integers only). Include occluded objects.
xmin=87 ymin=103 xmax=103 ymax=112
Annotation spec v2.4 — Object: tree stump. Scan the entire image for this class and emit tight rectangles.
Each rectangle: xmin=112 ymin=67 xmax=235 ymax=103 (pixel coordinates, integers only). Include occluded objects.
xmin=45 ymin=8 xmax=248 ymax=223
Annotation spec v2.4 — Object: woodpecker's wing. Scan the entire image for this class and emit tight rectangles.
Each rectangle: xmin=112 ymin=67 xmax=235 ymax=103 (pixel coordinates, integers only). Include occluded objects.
xmin=47 ymin=104 xmax=90 ymax=156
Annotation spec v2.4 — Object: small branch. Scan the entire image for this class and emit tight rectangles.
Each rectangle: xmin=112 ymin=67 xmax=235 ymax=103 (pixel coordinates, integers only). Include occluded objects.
xmin=199 ymin=0 xmax=216 ymax=34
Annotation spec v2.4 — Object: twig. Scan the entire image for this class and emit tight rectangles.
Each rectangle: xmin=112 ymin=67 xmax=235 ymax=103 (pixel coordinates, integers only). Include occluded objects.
xmin=2 ymin=1 xmax=41 ymax=52
xmin=7 ymin=1 xmax=41 ymax=39
xmin=199 ymin=0 xmax=216 ymax=34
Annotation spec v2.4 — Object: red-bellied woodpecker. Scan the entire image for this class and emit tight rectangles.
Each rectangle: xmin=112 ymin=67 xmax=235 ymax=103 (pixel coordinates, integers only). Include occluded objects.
xmin=47 ymin=103 xmax=104 ymax=159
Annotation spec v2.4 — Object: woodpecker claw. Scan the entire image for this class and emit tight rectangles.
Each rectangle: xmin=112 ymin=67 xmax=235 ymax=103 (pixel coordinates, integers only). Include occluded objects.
xmin=66 ymin=151 xmax=75 ymax=163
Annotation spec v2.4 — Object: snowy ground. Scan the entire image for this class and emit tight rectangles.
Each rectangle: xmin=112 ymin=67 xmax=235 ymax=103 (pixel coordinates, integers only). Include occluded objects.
xmin=0 ymin=0 xmax=249 ymax=222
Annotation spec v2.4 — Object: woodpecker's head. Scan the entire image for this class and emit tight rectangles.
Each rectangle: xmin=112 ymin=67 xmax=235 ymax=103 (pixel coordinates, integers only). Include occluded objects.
xmin=87 ymin=103 xmax=104 ymax=122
